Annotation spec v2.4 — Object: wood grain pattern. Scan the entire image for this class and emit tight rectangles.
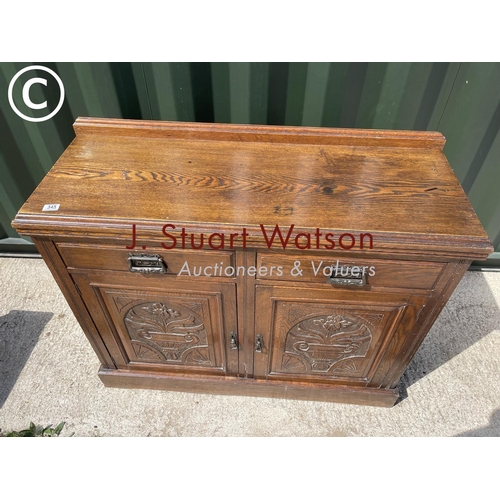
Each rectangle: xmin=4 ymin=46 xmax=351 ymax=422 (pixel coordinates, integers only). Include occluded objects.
xmin=236 ymin=250 xmax=256 ymax=378
xmin=12 ymin=119 xmax=493 ymax=259
xmin=12 ymin=119 xmax=494 ymax=407
xmin=372 ymin=259 xmax=472 ymax=388
xmin=71 ymin=270 xmax=238 ymax=377
xmin=32 ymin=237 xmax=116 ymax=369
xmin=73 ymin=117 xmax=447 ymax=149
xmin=98 ymin=367 xmax=400 ymax=407
xmin=256 ymin=252 xmax=445 ymax=289
xmin=57 ymin=243 xmax=234 ymax=275
xmin=253 ymin=284 xmax=426 ymax=387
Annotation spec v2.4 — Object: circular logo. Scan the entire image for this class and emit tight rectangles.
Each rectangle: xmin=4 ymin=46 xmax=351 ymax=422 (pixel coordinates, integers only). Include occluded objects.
xmin=8 ymin=65 xmax=65 ymax=122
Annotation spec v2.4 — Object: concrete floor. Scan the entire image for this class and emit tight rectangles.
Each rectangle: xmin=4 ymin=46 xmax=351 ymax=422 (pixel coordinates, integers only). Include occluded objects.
xmin=0 ymin=257 xmax=499 ymax=436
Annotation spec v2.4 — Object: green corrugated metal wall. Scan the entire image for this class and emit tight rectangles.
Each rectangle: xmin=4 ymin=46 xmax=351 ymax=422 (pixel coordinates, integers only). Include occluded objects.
xmin=1 ymin=62 xmax=499 ymax=262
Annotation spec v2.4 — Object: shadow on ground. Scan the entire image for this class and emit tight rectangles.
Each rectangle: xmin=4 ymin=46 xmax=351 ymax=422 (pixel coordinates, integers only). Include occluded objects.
xmin=455 ymin=408 xmax=500 ymax=437
xmin=397 ymin=272 xmax=500 ymax=402
xmin=0 ymin=310 xmax=53 ymax=407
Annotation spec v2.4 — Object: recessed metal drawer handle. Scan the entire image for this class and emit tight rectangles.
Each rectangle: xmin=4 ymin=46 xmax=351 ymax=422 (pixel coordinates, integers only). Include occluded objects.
xmin=326 ymin=271 xmax=366 ymax=287
xmin=128 ymin=253 xmax=167 ymax=274
xmin=255 ymin=335 xmax=264 ymax=353
xmin=229 ymin=331 xmax=238 ymax=350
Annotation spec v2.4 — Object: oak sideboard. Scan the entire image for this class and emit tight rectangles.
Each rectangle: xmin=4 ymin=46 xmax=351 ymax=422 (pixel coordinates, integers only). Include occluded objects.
xmin=12 ymin=118 xmax=493 ymax=407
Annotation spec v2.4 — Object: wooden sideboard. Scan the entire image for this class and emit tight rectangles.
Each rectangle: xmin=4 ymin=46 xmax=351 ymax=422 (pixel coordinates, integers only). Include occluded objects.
xmin=12 ymin=118 xmax=493 ymax=407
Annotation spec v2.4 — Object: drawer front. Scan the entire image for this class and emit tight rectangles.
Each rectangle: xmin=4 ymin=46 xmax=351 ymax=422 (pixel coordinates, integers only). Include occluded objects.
xmin=57 ymin=243 xmax=234 ymax=277
xmin=256 ymin=253 xmax=445 ymax=290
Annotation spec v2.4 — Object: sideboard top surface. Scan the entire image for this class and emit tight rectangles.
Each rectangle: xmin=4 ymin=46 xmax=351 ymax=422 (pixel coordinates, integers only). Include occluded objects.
xmin=12 ymin=118 xmax=493 ymax=258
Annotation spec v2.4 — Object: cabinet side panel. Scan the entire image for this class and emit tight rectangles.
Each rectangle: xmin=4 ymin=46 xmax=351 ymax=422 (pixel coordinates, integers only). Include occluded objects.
xmin=32 ymin=237 xmax=116 ymax=369
xmin=373 ymin=260 xmax=471 ymax=388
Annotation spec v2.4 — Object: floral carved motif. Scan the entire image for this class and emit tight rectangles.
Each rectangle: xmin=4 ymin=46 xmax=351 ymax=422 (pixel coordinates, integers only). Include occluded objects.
xmin=123 ymin=301 xmax=211 ymax=366
xmin=281 ymin=313 xmax=374 ymax=374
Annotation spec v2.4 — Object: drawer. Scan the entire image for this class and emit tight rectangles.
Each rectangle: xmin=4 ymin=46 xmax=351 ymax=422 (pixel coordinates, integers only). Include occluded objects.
xmin=57 ymin=243 xmax=234 ymax=277
xmin=256 ymin=253 xmax=445 ymax=290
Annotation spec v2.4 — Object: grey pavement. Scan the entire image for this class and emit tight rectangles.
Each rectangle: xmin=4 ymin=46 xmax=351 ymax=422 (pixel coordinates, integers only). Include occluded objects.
xmin=0 ymin=257 xmax=499 ymax=436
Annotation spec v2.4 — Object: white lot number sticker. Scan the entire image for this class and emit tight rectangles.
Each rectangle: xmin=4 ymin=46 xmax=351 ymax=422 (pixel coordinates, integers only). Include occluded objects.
xmin=42 ymin=203 xmax=60 ymax=212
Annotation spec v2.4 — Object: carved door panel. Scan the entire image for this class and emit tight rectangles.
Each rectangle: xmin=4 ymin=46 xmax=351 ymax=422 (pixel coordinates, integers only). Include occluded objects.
xmin=72 ymin=272 xmax=238 ymax=377
xmin=253 ymin=285 xmax=427 ymax=385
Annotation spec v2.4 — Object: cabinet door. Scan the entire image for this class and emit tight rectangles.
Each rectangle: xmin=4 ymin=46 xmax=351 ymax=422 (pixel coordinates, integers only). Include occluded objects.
xmin=72 ymin=271 xmax=238 ymax=377
xmin=253 ymin=285 xmax=427 ymax=385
